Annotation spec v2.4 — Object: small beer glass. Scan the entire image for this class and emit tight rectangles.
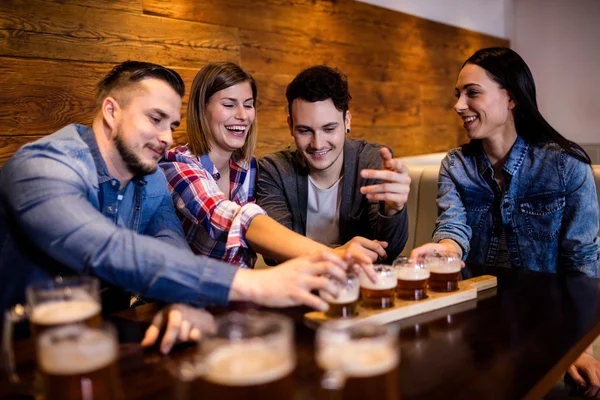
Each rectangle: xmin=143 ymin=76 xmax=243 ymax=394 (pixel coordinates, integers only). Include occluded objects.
xmin=359 ymin=265 xmax=397 ymax=309
xmin=394 ymin=257 xmax=429 ymax=301
xmin=316 ymin=322 xmax=399 ymax=400
xmin=319 ymin=273 xmax=360 ymax=318
xmin=424 ymin=251 xmax=462 ymax=292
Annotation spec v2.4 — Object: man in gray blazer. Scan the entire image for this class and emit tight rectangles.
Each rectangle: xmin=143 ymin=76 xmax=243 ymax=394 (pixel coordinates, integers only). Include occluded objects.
xmin=256 ymin=65 xmax=410 ymax=263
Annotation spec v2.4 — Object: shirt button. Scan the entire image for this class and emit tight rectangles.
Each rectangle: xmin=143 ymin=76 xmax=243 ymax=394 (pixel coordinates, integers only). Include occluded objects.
xmin=110 ymin=180 xmax=118 ymax=188
xmin=107 ymin=205 xmax=116 ymax=214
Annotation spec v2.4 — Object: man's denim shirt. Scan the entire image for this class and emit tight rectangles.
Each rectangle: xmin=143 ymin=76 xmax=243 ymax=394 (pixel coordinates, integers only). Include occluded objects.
xmin=432 ymin=136 xmax=599 ymax=277
xmin=0 ymin=124 xmax=237 ymax=310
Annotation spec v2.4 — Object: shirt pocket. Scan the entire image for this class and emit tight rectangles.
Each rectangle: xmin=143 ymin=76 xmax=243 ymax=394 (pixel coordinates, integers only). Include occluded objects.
xmin=518 ymin=195 xmax=565 ymax=241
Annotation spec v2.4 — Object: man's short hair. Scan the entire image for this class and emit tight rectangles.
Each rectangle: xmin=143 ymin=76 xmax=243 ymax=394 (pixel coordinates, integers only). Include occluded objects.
xmin=285 ymin=65 xmax=352 ymax=123
xmin=95 ymin=61 xmax=185 ymax=109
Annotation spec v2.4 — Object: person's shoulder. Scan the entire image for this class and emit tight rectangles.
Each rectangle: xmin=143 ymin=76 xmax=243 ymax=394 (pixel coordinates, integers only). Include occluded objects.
xmin=258 ymin=147 xmax=297 ymax=167
xmin=15 ymin=124 xmax=89 ymax=158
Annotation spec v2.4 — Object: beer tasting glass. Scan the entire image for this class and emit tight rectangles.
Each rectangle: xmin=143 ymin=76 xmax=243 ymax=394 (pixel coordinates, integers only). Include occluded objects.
xmin=359 ymin=264 xmax=397 ymax=309
xmin=316 ymin=322 xmax=399 ymax=400
xmin=319 ymin=272 xmax=360 ymax=318
xmin=424 ymin=251 xmax=462 ymax=292
xmin=181 ymin=311 xmax=296 ymax=400
xmin=394 ymin=257 xmax=430 ymax=301
xmin=2 ymin=276 xmax=102 ymax=390
xmin=37 ymin=322 xmax=123 ymax=400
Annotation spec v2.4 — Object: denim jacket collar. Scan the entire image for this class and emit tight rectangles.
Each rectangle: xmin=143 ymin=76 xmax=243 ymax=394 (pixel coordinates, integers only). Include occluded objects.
xmin=474 ymin=135 xmax=529 ymax=177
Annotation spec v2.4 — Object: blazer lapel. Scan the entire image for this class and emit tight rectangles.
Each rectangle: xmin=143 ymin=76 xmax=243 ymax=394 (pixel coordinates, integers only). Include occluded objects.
xmin=339 ymin=139 xmax=358 ymax=239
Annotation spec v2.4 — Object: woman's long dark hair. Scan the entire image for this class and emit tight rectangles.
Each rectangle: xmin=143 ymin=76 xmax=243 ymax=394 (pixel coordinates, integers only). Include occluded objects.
xmin=464 ymin=47 xmax=591 ymax=164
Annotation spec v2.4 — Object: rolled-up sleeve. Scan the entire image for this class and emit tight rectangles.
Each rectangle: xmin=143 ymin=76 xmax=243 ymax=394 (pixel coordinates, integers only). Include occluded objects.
xmin=160 ymin=160 xmax=266 ymax=250
xmin=2 ymin=149 xmax=238 ymax=307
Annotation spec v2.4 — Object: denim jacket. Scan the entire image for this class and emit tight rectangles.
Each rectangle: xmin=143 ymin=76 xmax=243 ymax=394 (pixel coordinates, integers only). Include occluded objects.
xmin=0 ymin=124 xmax=237 ymax=310
xmin=432 ymin=136 xmax=599 ymax=277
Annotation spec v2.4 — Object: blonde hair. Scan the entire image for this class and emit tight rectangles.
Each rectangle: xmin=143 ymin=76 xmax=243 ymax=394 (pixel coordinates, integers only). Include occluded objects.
xmin=187 ymin=62 xmax=258 ymax=163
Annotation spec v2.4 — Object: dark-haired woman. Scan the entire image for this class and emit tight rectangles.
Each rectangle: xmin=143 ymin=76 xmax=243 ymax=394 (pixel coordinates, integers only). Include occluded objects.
xmin=412 ymin=47 xmax=599 ymax=392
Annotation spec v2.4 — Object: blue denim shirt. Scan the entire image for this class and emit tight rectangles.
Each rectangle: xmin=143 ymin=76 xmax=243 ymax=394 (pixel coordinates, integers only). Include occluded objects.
xmin=432 ymin=136 xmax=599 ymax=277
xmin=0 ymin=124 xmax=238 ymax=310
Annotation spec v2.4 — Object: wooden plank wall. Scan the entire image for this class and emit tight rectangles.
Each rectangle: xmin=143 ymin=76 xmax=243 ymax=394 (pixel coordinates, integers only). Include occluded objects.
xmin=0 ymin=0 xmax=508 ymax=165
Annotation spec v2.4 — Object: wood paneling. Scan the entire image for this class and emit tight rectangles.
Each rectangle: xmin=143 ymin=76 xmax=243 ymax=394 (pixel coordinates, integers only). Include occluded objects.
xmin=0 ymin=0 xmax=239 ymax=66
xmin=0 ymin=0 xmax=508 ymax=165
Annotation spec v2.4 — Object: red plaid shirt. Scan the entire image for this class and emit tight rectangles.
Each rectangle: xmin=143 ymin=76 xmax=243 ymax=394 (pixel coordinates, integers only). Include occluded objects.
xmin=159 ymin=146 xmax=266 ymax=268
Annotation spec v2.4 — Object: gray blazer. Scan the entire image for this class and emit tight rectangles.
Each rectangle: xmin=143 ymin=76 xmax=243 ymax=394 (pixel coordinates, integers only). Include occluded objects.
xmin=256 ymin=138 xmax=408 ymax=263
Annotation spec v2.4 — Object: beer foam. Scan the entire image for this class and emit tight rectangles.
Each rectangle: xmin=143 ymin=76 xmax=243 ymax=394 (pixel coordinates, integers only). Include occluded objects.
xmin=204 ymin=342 xmax=294 ymax=386
xmin=319 ymin=286 xmax=360 ymax=304
xmin=359 ymin=272 xmax=397 ymax=290
xmin=317 ymin=341 xmax=398 ymax=378
xmin=31 ymin=300 xmax=100 ymax=326
xmin=396 ymin=267 xmax=430 ymax=281
xmin=38 ymin=325 xmax=117 ymax=375
xmin=428 ymin=261 xmax=461 ymax=274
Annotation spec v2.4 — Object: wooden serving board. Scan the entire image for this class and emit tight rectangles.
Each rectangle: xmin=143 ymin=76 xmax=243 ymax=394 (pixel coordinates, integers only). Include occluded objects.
xmin=304 ymin=275 xmax=497 ymax=328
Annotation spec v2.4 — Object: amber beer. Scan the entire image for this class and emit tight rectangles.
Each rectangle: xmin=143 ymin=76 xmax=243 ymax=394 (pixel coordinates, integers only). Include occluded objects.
xmin=396 ymin=267 xmax=430 ymax=301
xmin=195 ymin=341 xmax=296 ymax=399
xmin=319 ymin=275 xmax=360 ymax=318
xmin=189 ymin=312 xmax=296 ymax=400
xmin=316 ymin=323 xmax=399 ymax=400
xmin=428 ymin=262 xmax=461 ymax=292
xmin=30 ymin=299 xmax=102 ymax=340
xmin=359 ymin=265 xmax=397 ymax=309
xmin=37 ymin=324 xmax=122 ymax=400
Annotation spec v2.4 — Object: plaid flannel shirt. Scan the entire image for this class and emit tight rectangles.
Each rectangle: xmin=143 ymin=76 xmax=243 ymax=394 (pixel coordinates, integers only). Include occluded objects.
xmin=159 ymin=146 xmax=266 ymax=268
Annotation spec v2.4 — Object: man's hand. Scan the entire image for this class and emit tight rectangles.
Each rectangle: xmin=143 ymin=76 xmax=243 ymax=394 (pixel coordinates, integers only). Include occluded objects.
xmin=332 ymin=236 xmax=387 ymax=282
xmin=229 ymin=251 xmax=348 ymax=311
xmin=360 ymin=147 xmax=410 ymax=216
xmin=141 ymin=304 xmax=215 ymax=355
xmin=568 ymin=351 xmax=600 ymax=398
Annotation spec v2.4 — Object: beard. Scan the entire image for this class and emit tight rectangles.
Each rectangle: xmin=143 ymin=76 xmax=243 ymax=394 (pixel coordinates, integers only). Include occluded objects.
xmin=113 ymin=130 xmax=162 ymax=177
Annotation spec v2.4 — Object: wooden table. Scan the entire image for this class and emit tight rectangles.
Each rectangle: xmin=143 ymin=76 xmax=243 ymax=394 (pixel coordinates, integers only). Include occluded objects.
xmin=4 ymin=265 xmax=600 ymax=399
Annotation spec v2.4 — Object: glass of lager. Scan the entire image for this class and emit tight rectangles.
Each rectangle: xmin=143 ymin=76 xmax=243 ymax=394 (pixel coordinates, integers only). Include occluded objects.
xmin=37 ymin=323 xmax=123 ymax=400
xmin=181 ymin=311 xmax=296 ymax=400
xmin=2 ymin=276 xmax=102 ymax=392
xmin=319 ymin=272 xmax=360 ymax=318
xmin=425 ymin=251 xmax=462 ymax=292
xmin=359 ymin=264 xmax=397 ymax=309
xmin=316 ymin=322 xmax=399 ymax=400
xmin=394 ymin=257 xmax=430 ymax=301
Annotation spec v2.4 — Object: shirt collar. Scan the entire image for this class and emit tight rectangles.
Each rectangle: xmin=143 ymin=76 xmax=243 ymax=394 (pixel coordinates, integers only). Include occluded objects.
xmin=78 ymin=124 xmax=146 ymax=187
xmin=474 ymin=135 xmax=528 ymax=177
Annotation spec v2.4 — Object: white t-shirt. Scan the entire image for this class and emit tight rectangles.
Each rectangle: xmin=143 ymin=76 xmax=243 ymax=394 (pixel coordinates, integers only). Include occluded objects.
xmin=306 ymin=176 xmax=343 ymax=247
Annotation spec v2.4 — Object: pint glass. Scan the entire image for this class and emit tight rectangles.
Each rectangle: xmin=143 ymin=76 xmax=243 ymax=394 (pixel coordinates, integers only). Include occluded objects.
xmin=316 ymin=322 xmax=399 ymax=400
xmin=37 ymin=323 xmax=123 ymax=400
xmin=359 ymin=265 xmax=397 ymax=309
xmin=425 ymin=252 xmax=462 ymax=292
xmin=394 ymin=257 xmax=429 ymax=301
xmin=319 ymin=273 xmax=360 ymax=318
xmin=184 ymin=312 xmax=296 ymax=399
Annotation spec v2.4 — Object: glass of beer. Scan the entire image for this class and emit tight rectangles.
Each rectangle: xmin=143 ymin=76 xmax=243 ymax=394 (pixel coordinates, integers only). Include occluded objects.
xmin=394 ymin=257 xmax=430 ymax=300
xmin=425 ymin=252 xmax=462 ymax=292
xmin=181 ymin=311 xmax=296 ymax=399
xmin=37 ymin=323 xmax=123 ymax=400
xmin=27 ymin=276 xmax=102 ymax=340
xmin=2 ymin=276 xmax=102 ymax=393
xmin=319 ymin=272 xmax=360 ymax=318
xmin=359 ymin=264 xmax=397 ymax=309
xmin=316 ymin=322 xmax=399 ymax=400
